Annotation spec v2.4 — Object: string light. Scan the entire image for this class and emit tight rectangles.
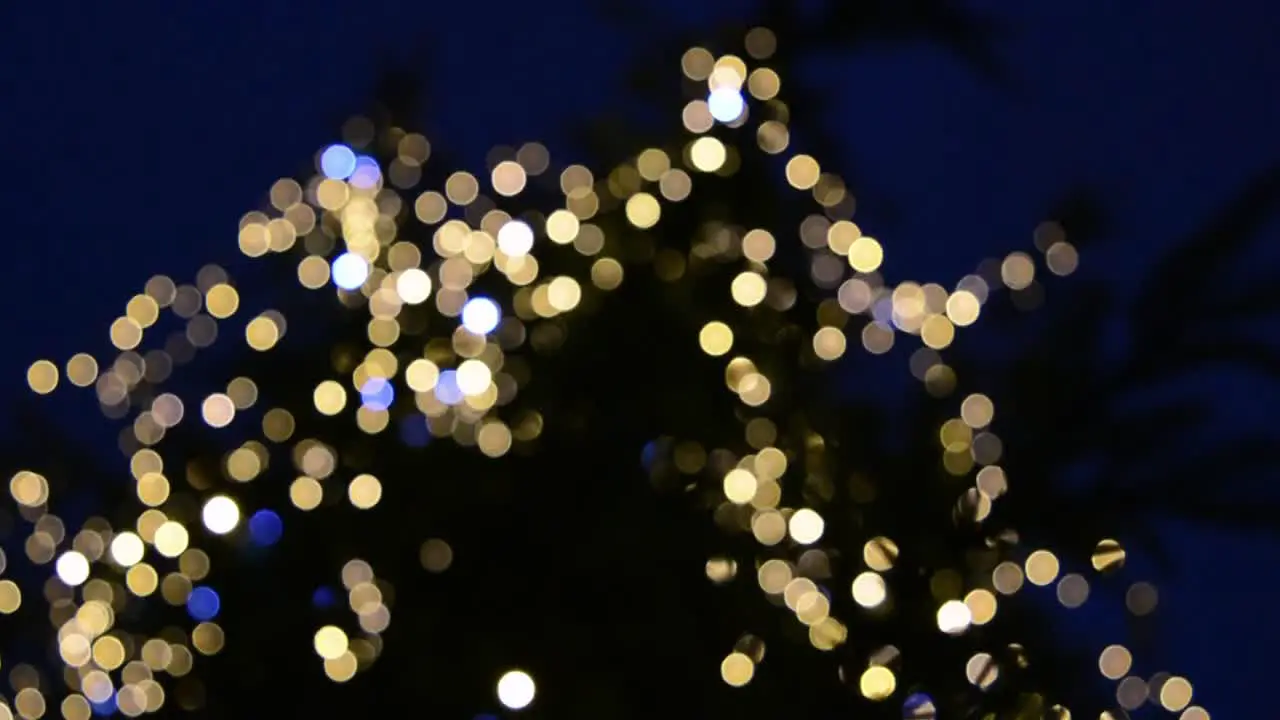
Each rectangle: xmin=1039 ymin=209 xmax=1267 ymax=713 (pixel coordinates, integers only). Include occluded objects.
xmin=1 ymin=24 xmax=1199 ymax=720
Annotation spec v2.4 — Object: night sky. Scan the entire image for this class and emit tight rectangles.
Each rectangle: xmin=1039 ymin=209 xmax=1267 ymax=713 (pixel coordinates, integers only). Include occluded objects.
xmin=4 ymin=0 xmax=1278 ymax=715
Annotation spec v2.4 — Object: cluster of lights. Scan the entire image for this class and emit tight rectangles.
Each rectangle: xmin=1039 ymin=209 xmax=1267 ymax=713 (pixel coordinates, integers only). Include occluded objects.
xmin=2 ymin=23 xmax=1208 ymax=720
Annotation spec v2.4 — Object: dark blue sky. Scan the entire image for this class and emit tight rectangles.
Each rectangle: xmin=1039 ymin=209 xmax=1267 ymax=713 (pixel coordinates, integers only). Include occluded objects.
xmin=4 ymin=0 xmax=1278 ymax=715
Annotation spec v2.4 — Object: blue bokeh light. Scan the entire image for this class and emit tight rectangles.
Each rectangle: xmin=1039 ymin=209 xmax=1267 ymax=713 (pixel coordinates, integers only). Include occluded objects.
xmin=708 ymin=88 xmax=745 ymax=122
xmin=187 ymin=586 xmax=221 ymax=621
xmin=248 ymin=509 xmax=283 ymax=547
xmin=903 ymin=692 xmax=937 ymax=717
xmin=399 ymin=414 xmax=430 ymax=448
xmin=332 ymin=252 xmax=370 ymax=291
xmin=312 ymin=586 xmax=337 ymax=609
xmin=461 ymin=297 xmax=501 ymax=335
xmin=92 ymin=696 xmax=116 ymax=716
xmin=435 ymin=370 xmax=464 ymax=405
xmin=319 ymin=144 xmax=357 ymax=180
xmin=641 ymin=440 xmax=659 ymax=471
xmin=360 ymin=377 xmax=395 ymax=411
xmin=872 ymin=297 xmax=894 ymax=325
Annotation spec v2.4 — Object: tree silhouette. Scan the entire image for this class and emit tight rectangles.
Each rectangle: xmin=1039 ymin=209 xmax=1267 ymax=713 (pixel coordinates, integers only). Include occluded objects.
xmin=1 ymin=6 xmax=1265 ymax=720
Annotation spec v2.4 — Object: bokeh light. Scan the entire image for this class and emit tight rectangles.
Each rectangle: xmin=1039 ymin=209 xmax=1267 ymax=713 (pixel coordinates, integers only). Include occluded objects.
xmin=187 ymin=586 xmax=221 ymax=621
xmin=937 ymin=600 xmax=972 ymax=635
xmin=360 ymin=377 xmax=395 ymax=411
xmin=331 ymin=252 xmax=370 ymax=291
xmin=201 ymin=495 xmax=240 ymax=535
xmin=708 ymin=88 xmax=745 ymax=122
xmin=248 ymin=510 xmax=283 ymax=547
xmin=497 ymin=670 xmax=536 ymax=710
xmin=461 ymin=297 xmax=501 ymax=335
xmin=497 ymin=220 xmax=535 ymax=257
xmin=349 ymin=155 xmax=382 ymax=189
xmin=55 ymin=551 xmax=90 ymax=586
xmin=2 ymin=31 xmax=1210 ymax=720
xmin=319 ymin=144 xmax=357 ymax=180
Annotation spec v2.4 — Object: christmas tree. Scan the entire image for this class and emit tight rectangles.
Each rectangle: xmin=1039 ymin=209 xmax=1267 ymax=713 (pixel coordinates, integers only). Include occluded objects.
xmin=8 ymin=6 xmax=1267 ymax=718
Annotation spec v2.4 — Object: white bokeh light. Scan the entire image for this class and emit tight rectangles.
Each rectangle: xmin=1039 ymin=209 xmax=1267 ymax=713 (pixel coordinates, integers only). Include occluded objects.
xmin=851 ymin=571 xmax=887 ymax=609
xmin=56 ymin=551 xmax=91 ymax=586
xmin=708 ymin=88 xmax=745 ymax=123
xmin=110 ymin=532 xmax=145 ymax=566
xmin=456 ymin=359 xmax=493 ymax=396
xmin=331 ymin=252 xmax=370 ymax=291
xmin=937 ymin=599 xmax=973 ymax=635
xmin=497 ymin=669 xmax=536 ymax=710
xmin=202 ymin=495 xmax=241 ymax=535
xmin=788 ymin=508 xmax=825 ymax=544
xmin=461 ymin=297 xmax=501 ymax=335
xmin=497 ymin=220 xmax=535 ymax=257
xmin=395 ymin=268 xmax=433 ymax=304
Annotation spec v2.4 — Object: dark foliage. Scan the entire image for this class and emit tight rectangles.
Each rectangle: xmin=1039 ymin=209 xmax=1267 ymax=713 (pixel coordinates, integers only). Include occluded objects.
xmin=3 ymin=4 xmax=1277 ymax=720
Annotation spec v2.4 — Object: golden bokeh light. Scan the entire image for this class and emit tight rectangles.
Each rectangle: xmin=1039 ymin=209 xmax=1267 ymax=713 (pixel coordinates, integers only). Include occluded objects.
xmin=313 ymin=625 xmax=349 ymax=660
xmin=1092 ymin=538 xmax=1126 ymax=572
xmin=965 ymin=588 xmax=998 ymax=625
xmin=314 ymin=380 xmax=348 ymax=416
xmin=348 ymin=474 xmax=383 ymax=509
xmin=848 ymin=236 xmax=884 ymax=273
xmin=625 ymin=192 xmax=661 ymax=229
xmin=689 ymin=137 xmax=727 ymax=172
xmin=785 ymin=155 xmax=819 ymax=190
xmin=723 ymin=468 xmax=757 ymax=504
xmin=26 ymin=360 xmax=58 ymax=394
xmin=730 ymin=272 xmax=767 ymax=307
xmin=699 ymin=321 xmax=734 ymax=356
xmin=863 ymin=537 xmax=899 ymax=571
xmin=859 ymin=665 xmax=895 ymax=701
xmin=720 ymin=652 xmax=754 ymax=688
xmin=419 ymin=538 xmax=454 ymax=573
xmin=1025 ymin=550 xmax=1061 ymax=586
xmin=812 ymin=326 xmax=847 ymax=360
xmin=1159 ymin=676 xmax=1193 ymax=711
xmin=290 ymin=476 xmax=323 ymax=511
